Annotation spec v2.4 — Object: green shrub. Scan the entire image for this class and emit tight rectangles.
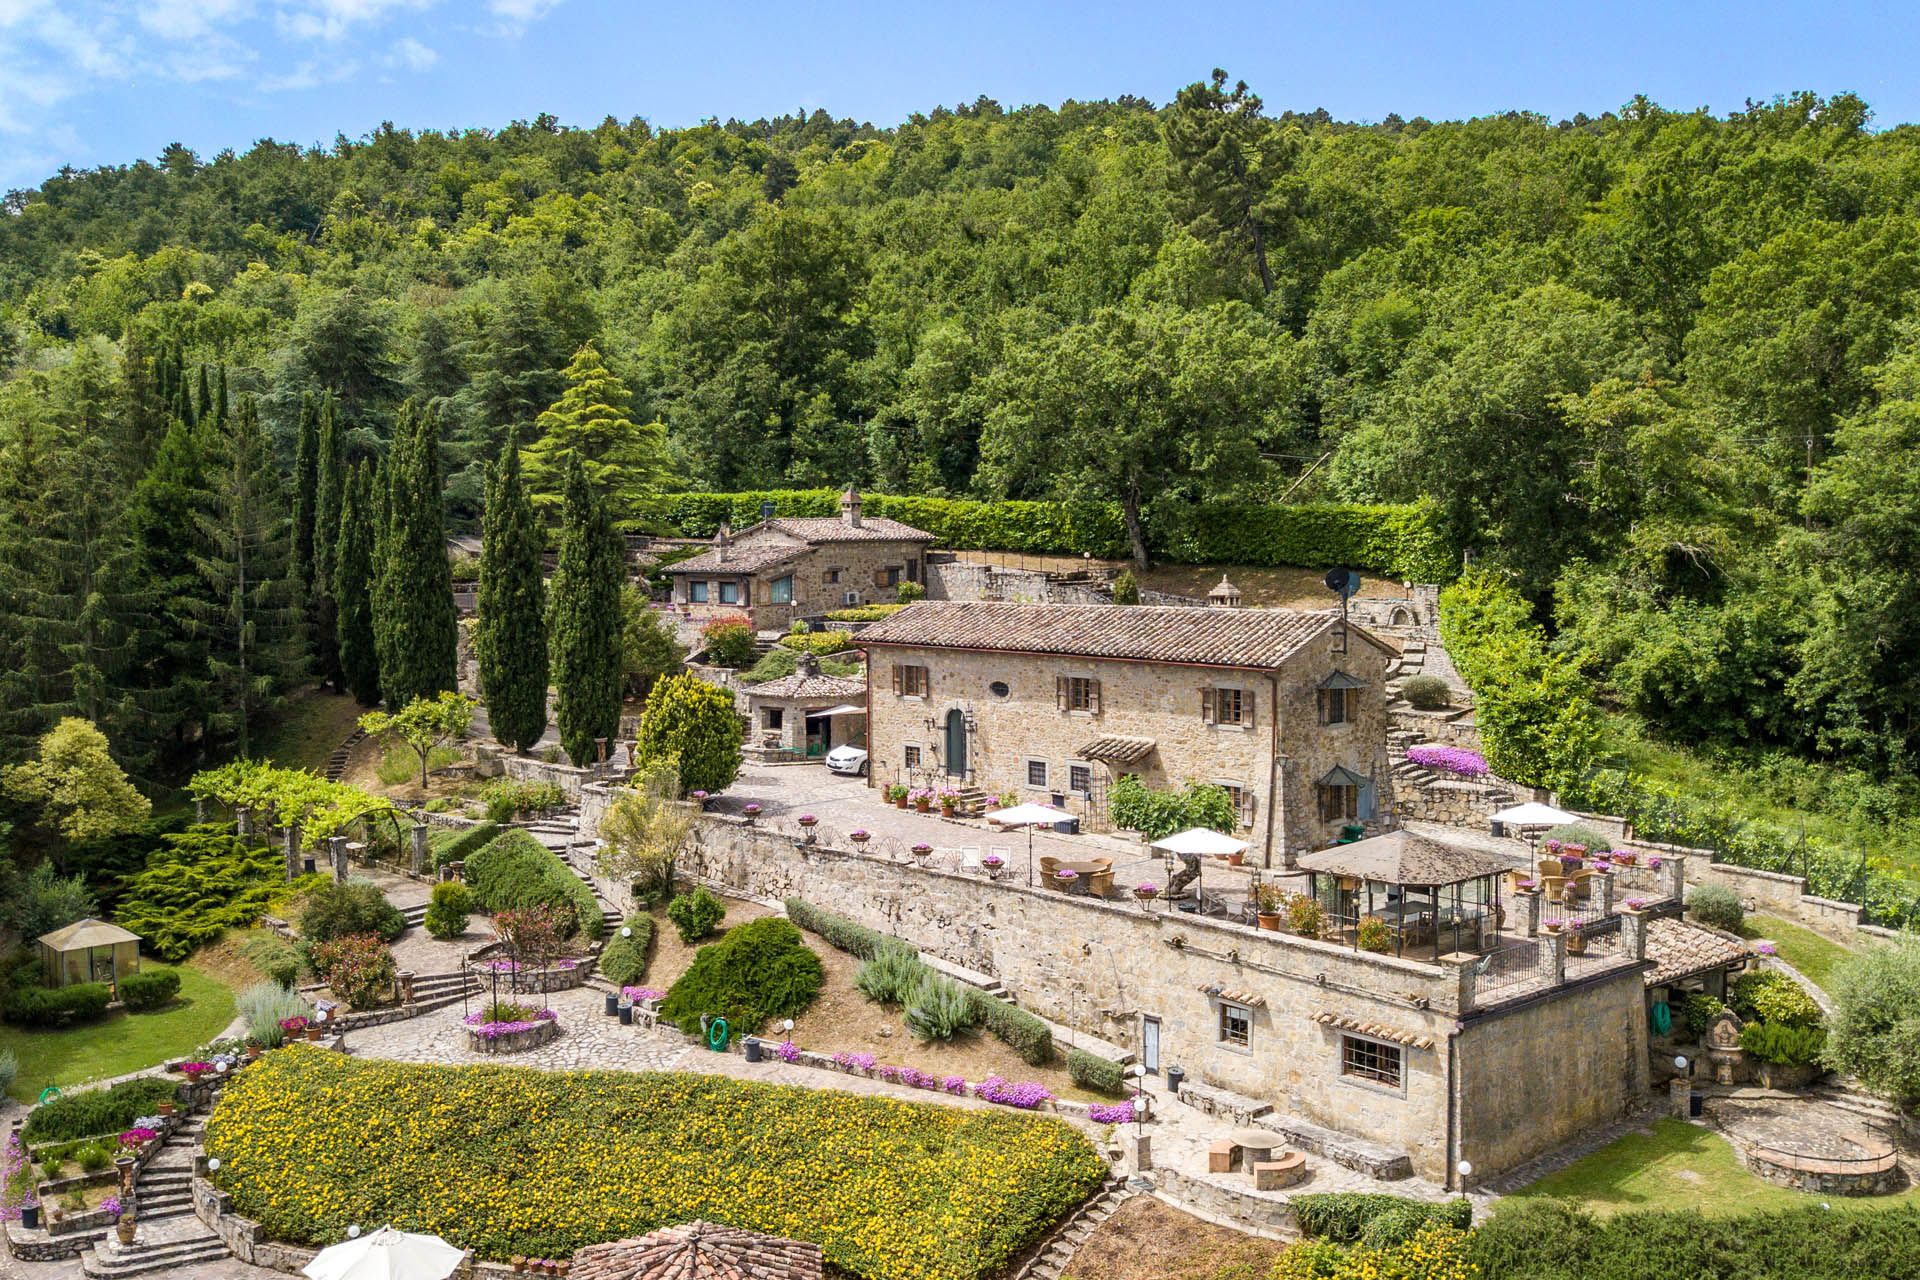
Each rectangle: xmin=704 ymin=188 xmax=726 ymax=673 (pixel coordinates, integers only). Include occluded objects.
xmin=115 ymin=825 xmax=289 ymax=962
xmin=423 ymin=882 xmax=475 ymax=940
xmin=1541 ymin=824 xmax=1616 ymax=853
xmin=24 ymin=1076 xmax=178 ymax=1141
xmin=2 ymin=980 xmax=112 ymax=1028
xmin=237 ymin=980 xmax=309 ymax=1048
xmin=777 ymin=630 xmax=857 ymax=656
xmin=1681 ymin=992 xmax=1724 ymax=1038
xmin=465 ymin=830 xmax=603 ymax=940
xmin=786 ymin=898 xmax=890 ymax=959
xmin=429 ymin=822 xmax=501 ymax=870
xmin=1110 ymin=569 xmax=1139 ymax=605
xmin=598 ymin=915 xmax=656 ymax=986
xmin=73 ymin=1142 xmax=111 ymax=1173
xmin=700 ymin=619 xmax=757 ymax=669
xmin=1290 ymin=1192 xmax=1470 ymax=1244
xmin=481 ymin=781 xmax=566 ymax=824
xmin=635 ymin=674 xmax=743 ymax=797
xmin=1108 ymin=774 xmax=1236 ymax=840
xmin=1399 ymin=675 xmax=1450 ymax=709
xmin=243 ymin=934 xmax=302 ymax=988
xmin=117 ymin=967 xmax=182 ymax=1011
xmin=0 ymin=1047 xmax=15 ymax=1097
xmin=377 ymin=743 xmax=459 ymax=787
xmin=1686 ymin=883 xmax=1745 ymax=932
xmin=855 ymin=940 xmax=926 ymax=1004
xmin=1739 ymin=1020 xmax=1827 ymax=1066
xmin=299 ymin=879 xmax=406 ymax=944
xmin=824 ymin=603 xmax=908 ymax=623
xmin=967 ymin=991 xmax=1054 ymax=1065
xmin=666 ymin=886 xmax=727 ymax=943
xmin=659 ymin=918 xmax=822 ymax=1036
xmin=1730 ymin=970 xmax=1823 ymax=1028
xmin=744 ymin=647 xmax=800 ymax=683
xmin=904 ymin=974 xmax=975 ymax=1041
xmin=1066 ymin=1049 xmax=1126 ymax=1095
xmin=308 ymin=934 xmax=396 ymax=1010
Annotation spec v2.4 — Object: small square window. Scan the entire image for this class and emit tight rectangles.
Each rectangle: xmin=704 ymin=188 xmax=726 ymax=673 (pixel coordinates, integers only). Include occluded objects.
xmin=905 ymin=745 xmax=922 ymax=768
xmin=824 ymin=568 xmax=842 ymax=584
xmin=719 ymin=581 xmax=741 ymax=605
xmin=1026 ymin=759 xmax=1049 ymax=788
xmin=770 ymin=575 xmax=794 ymax=605
xmin=1317 ymin=783 xmax=1358 ymax=823
xmin=1341 ymin=1035 xmax=1402 ymax=1089
xmin=886 ymin=565 xmax=903 ymax=586
xmin=1220 ymin=784 xmax=1253 ymax=828
xmin=689 ymin=581 xmax=709 ymax=603
xmin=1218 ymin=1002 xmax=1252 ymax=1049
xmin=897 ymin=665 xmax=931 ymax=698
xmin=764 ymin=708 xmax=784 ymax=730
xmin=1216 ymin=687 xmax=1245 ymax=725
xmin=1069 ymin=764 xmax=1092 ymax=795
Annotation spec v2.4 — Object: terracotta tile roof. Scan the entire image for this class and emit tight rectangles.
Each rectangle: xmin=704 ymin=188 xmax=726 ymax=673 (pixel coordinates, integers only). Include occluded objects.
xmin=859 ymin=602 xmax=1384 ymax=669
xmin=765 ymin=515 xmax=932 ymax=544
xmin=569 ymin=1221 xmax=823 ymax=1280
xmin=1076 ymin=734 xmax=1157 ymax=763
xmin=1296 ymin=829 xmax=1513 ymax=886
xmin=743 ymin=672 xmax=867 ymax=701
xmin=1312 ymin=1010 xmax=1436 ymax=1050
xmin=665 ymin=535 xmax=808 ymax=576
xmin=1643 ymin=917 xmax=1754 ymax=988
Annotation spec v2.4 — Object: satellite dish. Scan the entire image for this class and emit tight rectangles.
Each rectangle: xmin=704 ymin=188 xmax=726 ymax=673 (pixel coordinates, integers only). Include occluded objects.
xmin=1323 ymin=568 xmax=1361 ymax=599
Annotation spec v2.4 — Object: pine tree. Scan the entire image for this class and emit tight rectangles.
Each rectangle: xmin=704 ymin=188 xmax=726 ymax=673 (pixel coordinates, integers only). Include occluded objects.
xmin=310 ymin=392 xmax=347 ymax=688
xmin=192 ymin=396 xmax=308 ymax=757
xmin=376 ymin=398 xmax=458 ymax=707
xmin=521 ymin=342 xmax=666 ymax=517
xmin=118 ymin=325 xmax=167 ymax=471
xmin=475 ymin=424 xmax=549 ymax=751
xmin=1165 ymin=69 xmax=1297 ymax=298
xmin=334 ymin=462 xmax=382 ymax=706
xmin=291 ymin=393 xmax=319 ymax=590
xmin=548 ymin=454 xmax=624 ymax=766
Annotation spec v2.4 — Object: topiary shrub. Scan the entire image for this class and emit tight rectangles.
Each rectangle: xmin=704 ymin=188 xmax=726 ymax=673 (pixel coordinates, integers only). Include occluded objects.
xmin=299 ymin=880 xmax=406 ymax=944
xmin=423 ymin=882 xmax=475 ymax=940
xmin=465 ymin=830 xmax=603 ymax=940
xmin=666 ymin=886 xmax=727 ymax=943
xmin=903 ymin=973 xmax=975 ymax=1041
xmin=1687 ymin=883 xmax=1745 ymax=932
xmin=855 ymin=940 xmax=926 ymax=1005
xmin=117 ymin=967 xmax=181 ymax=1012
xmin=1400 ymin=675 xmax=1451 ymax=710
xmin=785 ymin=897 xmax=890 ymax=959
xmin=2 ymin=980 xmax=111 ymax=1028
xmin=635 ymin=673 xmax=743 ymax=796
xmin=659 ymin=918 xmax=822 ymax=1036
xmin=1066 ymin=1048 xmax=1126 ymax=1095
xmin=1730 ymin=970 xmax=1823 ymax=1028
xmin=967 ymin=990 xmax=1054 ymax=1065
xmin=429 ymin=822 xmax=501 ymax=870
xmin=598 ymin=915 xmax=657 ymax=986
xmin=24 ymin=1076 xmax=178 ymax=1140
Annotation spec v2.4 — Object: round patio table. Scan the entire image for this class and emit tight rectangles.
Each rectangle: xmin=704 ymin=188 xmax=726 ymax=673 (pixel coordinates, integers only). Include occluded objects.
xmin=1230 ymin=1128 xmax=1279 ymax=1166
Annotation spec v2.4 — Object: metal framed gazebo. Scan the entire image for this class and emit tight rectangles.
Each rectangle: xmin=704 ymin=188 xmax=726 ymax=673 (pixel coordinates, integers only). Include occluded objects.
xmin=1297 ymin=830 xmax=1514 ymax=961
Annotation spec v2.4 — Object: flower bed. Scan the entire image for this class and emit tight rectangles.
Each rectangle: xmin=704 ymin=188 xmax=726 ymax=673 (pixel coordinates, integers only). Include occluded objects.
xmin=463 ymin=1002 xmax=560 ymax=1054
xmin=1405 ymin=745 xmax=1489 ymax=778
xmin=203 ymin=1048 xmax=1105 ymax=1280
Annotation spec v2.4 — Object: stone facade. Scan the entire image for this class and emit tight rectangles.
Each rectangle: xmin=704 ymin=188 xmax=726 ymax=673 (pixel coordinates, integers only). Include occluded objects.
xmin=863 ymin=613 xmax=1394 ymax=867
xmin=678 ymin=815 xmax=1649 ymax=1183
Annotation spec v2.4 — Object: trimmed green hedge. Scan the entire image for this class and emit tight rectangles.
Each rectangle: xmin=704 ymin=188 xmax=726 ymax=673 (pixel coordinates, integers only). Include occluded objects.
xmin=1291 ymin=1192 xmax=1472 ymax=1244
xmin=465 ymin=830 xmax=605 ymax=940
xmin=598 ymin=914 xmax=657 ymax=986
xmin=24 ymin=1076 xmax=179 ymax=1141
xmin=968 ymin=991 xmax=1054 ymax=1066
xmin=786 ymin=897 xmax=891 ymax=959
xmin=428 ymin=822 xmax=500 ymax=870
xmin=1065 ymin=1048 xmax=1125 ymax=1095
xmin=631 ymin=490 xmax=1455 ymax=581
xmin=3 ymin=981 xmax=112 ymax=1028
xmin=117 ymin=967 xmax=182 ymax=1012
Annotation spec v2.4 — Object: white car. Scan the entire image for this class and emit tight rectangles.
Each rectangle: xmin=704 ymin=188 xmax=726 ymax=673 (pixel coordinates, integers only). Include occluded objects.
xmin=824 ymin=745 xmax=869 ymax=776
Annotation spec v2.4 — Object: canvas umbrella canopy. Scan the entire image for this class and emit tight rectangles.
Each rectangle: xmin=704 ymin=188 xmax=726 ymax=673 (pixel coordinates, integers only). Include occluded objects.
xmin=303 ymin=1227 xmax=465 ymax=1280
xmin=1488 ymin=802 xmax=1577 ymax=828
xmin=985 ymin=802 xmax=1071 ymax=886
xmin=1151 ymin=827 xmax=1249 ymax=858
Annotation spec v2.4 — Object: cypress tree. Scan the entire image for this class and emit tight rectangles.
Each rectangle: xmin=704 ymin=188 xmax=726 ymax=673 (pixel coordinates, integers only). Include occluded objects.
xmin=291 ymin=393 xmax=319 ymax=590
xmin=376 ymin=398 xmax=458 ymax=706
xmin=334 ymin=462 xmax=381 ymax=706
xmin=475 ymin=424 xmax=549 ymax=751
xmin=310 ymin=393 xmax=346 ymax=687
xmin=192 ymin=396 xmax=308 ymax=757
xmin=547 ymin=454 xmax=624 ymax=766
xmin=372 ymin=453 xmax=396 ymax=692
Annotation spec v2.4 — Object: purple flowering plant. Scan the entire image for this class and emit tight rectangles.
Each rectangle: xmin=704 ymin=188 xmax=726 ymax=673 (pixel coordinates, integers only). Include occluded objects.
xmin=1406 ymin=745 xmax=1489 ymax=778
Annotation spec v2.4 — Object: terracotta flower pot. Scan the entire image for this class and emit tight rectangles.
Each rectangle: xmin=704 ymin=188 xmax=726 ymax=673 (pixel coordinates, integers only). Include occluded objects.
xmin=894 ymin=797 xmax=907 ymax=809
xmin=914 ymin=800 xmax=931 ymax=813
xmin=305 ymin=1026 xmax=323 ymax=1042
xmin=1227 ymin=852 xmax=1245 ymax=867
xmin=116 ymin=1219 xmax=136 ymax=1246
xmin=511 ymin=1258 xmax=527 ymax=1274
xmin=1257 ymin=912 xmax=1282 ymax=931
xmin=158 ymin=1101 xmax=175 ymax=1117
xmin=940 ymin=804 xmax=955 ymax=817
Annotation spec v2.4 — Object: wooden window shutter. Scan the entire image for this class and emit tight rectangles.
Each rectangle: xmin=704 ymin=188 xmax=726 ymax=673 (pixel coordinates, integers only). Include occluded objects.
xmin=1056 ymin=676 xmax=1069 ymax=711
xmin=873 ymin=566 xmax=889 ymax=587
xmin=922 ymin=666 xmax=933 ymax=697
xmin=1243 ymin=688 xmax=1256 ymax=728
xmin=1238 ymin=790 xmax=1256 ymax=826
xmin=1088 ymin=679 xmax=1102 ymax=714
xmin=891 ymin=664 xmax=903 ymax=694
xmin=1316 ymin=688 xmax=1328 ymax=723
xmin=1200 ymin=687 xmax=1216 ymax=724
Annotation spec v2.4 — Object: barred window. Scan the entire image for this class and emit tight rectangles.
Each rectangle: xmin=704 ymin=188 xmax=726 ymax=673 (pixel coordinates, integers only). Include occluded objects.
xmin=1069 ymin=764 xmax=1092 ymax=795
xmin=904 ymin=745 xmax=921 ymax=768
xmin=1341 ymin=1035 xmax=1403 ymax=1088
xmin=1027 ymin=759 xmax=1049 ymax=788
xmin=1218 ymin=1002 xmax=1252 ymax=1048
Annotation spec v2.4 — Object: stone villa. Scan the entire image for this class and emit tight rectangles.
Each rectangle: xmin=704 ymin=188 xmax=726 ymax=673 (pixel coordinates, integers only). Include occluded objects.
xmin=664 ymin=489 xmax=933 ymax=631
xmin=856 ymin=599 xmax=1397 ymax=865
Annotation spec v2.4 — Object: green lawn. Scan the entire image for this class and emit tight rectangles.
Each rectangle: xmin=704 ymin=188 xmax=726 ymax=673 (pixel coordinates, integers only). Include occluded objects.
xmin=1499 ymin=1119 xmax=1920 ymax=1218
xmin=1741 ymin=915 xmax=1861 ymax=992
xmin=0 ymin=962 xmax=239 ymax=1102
xmin=250 ymin=686 xmax=365 ymax=773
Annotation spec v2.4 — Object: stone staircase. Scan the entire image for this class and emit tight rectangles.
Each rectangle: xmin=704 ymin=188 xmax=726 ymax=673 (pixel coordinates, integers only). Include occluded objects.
xmin=1014 ymin=1173 xmax=1133 ymax=1280
xmin=401 ymin=901 xmax=429 ymax=929
xmin=81 ymin=1115 xmax=228 ymax=1278
xmin=324 ymin=727 xmax=367 ymax=783
xmin=1811 ymin=1081 xmax=1907 ymax=1132
xmin=408 ymin=969 xmax=485 ymax=1014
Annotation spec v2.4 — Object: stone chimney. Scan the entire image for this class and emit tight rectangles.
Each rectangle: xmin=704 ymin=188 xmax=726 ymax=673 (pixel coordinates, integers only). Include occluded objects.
xmin=714 ymin=521 xmax=731 ymax=562
xmin=839 ymin=486 xmax=863 ymax=529
xmin=798 ymin=651 xmax=820 ymax=678
xmin=1208 ymin=575 xmax=1243 ymax=608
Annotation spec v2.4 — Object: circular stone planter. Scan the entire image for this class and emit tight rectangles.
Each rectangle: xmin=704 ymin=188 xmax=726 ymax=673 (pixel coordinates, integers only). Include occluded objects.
xmin=467 ymin=1017 xmax=561 ymax=1054
xmin=1746 ymin=1141 xmax=1901 ymax=1196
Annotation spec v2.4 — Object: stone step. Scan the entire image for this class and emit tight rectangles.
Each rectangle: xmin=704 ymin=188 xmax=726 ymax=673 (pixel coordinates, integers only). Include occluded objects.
xmin=82 ymin=1235 xmax=229 ymax=1279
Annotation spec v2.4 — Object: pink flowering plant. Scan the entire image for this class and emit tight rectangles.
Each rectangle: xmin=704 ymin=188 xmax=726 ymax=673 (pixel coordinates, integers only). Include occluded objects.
xmin=974 ymin=1076 xmax=1054 ymax=1109
xmin=620 ymin=986 xmax=664 ymax=1004
xmin=463 ymin=1001 xmax=557 ymax=1039
xmin=1086 ymin=1101 xmax=1135 ymax=1124
xmin=119 ymin=1128 xmax=158 ymax=1147
xmin=1406 ymin=745 xmax=1489 ymax=778
xmin=833 ymin=1051 xmax=877 ymax=1071
xmin=1756 ymin=941 xmax=1778 ymax=956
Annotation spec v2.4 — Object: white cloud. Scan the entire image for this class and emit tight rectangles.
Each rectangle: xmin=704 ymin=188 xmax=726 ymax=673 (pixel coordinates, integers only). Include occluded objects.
xmin=277 ymin=0 xmax=434 ymax=43
xmin=485 ymin=0 xmax=561 ymax=35
xmin=135 ymin=0 xmax=253 ymax=42
xmin=258 ymin=54 xmax=358 ymax=90
xmin=384 ymin=34 xmax=436 ymax=70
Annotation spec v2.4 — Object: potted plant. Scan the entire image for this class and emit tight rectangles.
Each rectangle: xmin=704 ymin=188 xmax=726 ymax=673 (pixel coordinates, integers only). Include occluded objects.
xmin=279 ymin=1015 xmax=308 ymax=1041
xmin=245 ymin=1041 xmax=261 ymax=1061
xmin=306 ymin=1022 xmax=324 ymax=1042
xmin=1254 ymin=883 xmax=1287 ymax=930
xmin=179 ymin=1060 xmax=210 ymax=1083
xmin=1566 ymin=926 xmax=1587 ymax=956
xmin=1287 ymin=894 xmax=1325 ymax=938
xmin=1134 ymin=882 xmax=1159 ymax=903
xmin=742 ymin=803 xmax=762 ymax=826
xmin=797 ymin=813 xmax=818 ymax=830
xmin=1356 ymin=917 xmax=1393 ymax=953
xmin=982 ymin=853 xmax=1003 ymax=872
xmin=849 ymin=828 xmax=870 ymax=846
xmin=1226 ymin=849 xmax=1245 ymax=867
xmin=1543 ymin=918 xmax=1565 ymax=934
xmin=511 ymin=1257 xmax=528 ymax=1273
xmin=157 ymin=1099 xmax=175 ymax=1118
xmin=909 ymin=787 xmax=934 ymax=813
xmin=910 ymin=842 xmax=933 ymax=861
xmin=937 ymin=787 xmax=960 ymax=817
xmin=1055 ymin=868 xmax=1080 ymax=894
xmin=887 ymin=784 xmax=909 ymax=809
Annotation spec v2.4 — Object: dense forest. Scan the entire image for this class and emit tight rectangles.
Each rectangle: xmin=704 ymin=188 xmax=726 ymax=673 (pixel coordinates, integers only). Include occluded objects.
xmin=3 ymin=75 xmax=1920 ymax=815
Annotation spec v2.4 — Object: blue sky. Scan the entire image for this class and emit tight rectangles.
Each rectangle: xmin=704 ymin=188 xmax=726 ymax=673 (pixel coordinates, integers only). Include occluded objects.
xmin=2 ymin=1 xmax=1917 ymax=193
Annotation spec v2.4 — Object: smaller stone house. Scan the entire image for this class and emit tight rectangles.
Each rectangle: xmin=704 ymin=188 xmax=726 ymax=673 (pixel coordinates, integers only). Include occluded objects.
xmin=857 ymin=598 xmax=1397 ymax=865
xmin=741 ymin=655 xmax=868 ymax=761
xmin=664 ymin=489 xmax=933 ymax=631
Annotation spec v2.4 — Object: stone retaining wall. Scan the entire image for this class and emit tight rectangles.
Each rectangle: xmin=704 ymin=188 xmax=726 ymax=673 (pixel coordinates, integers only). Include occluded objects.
xmin=466 ymin=1017 xmax=562 ymax=1054
xmin=1152 ymin=1168 xmax=1299 ymax=1240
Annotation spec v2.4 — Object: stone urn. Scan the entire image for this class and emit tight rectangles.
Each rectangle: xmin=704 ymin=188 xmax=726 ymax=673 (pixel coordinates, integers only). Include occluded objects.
xmin=1566 ymin=929 xmax=1588 ymax=956
xmin=116 ymin=1214 xmax=136 ymax=1246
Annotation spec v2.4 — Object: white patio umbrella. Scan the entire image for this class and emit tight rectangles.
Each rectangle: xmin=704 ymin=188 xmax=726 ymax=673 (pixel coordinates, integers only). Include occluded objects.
xmin=1151 ymin=827 xmax=1250 ymax=858
xmin=818 ymin=704 xmax=867 ymax=717
xmin=303 ymin=1227 xmax=465 ymax=1280
xmin=1488 ymin=801 xmax=1577 ymax=828
xmin=985 ymin=802 xmax=1071 ymax=885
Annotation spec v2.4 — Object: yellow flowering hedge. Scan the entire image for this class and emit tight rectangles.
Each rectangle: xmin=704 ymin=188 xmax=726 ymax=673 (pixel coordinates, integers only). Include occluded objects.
xmin=205 ymin=1047 xmax=1106 ymax=1280
xmin=1271 ymin=1224 xmax=1479 ymax=1280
